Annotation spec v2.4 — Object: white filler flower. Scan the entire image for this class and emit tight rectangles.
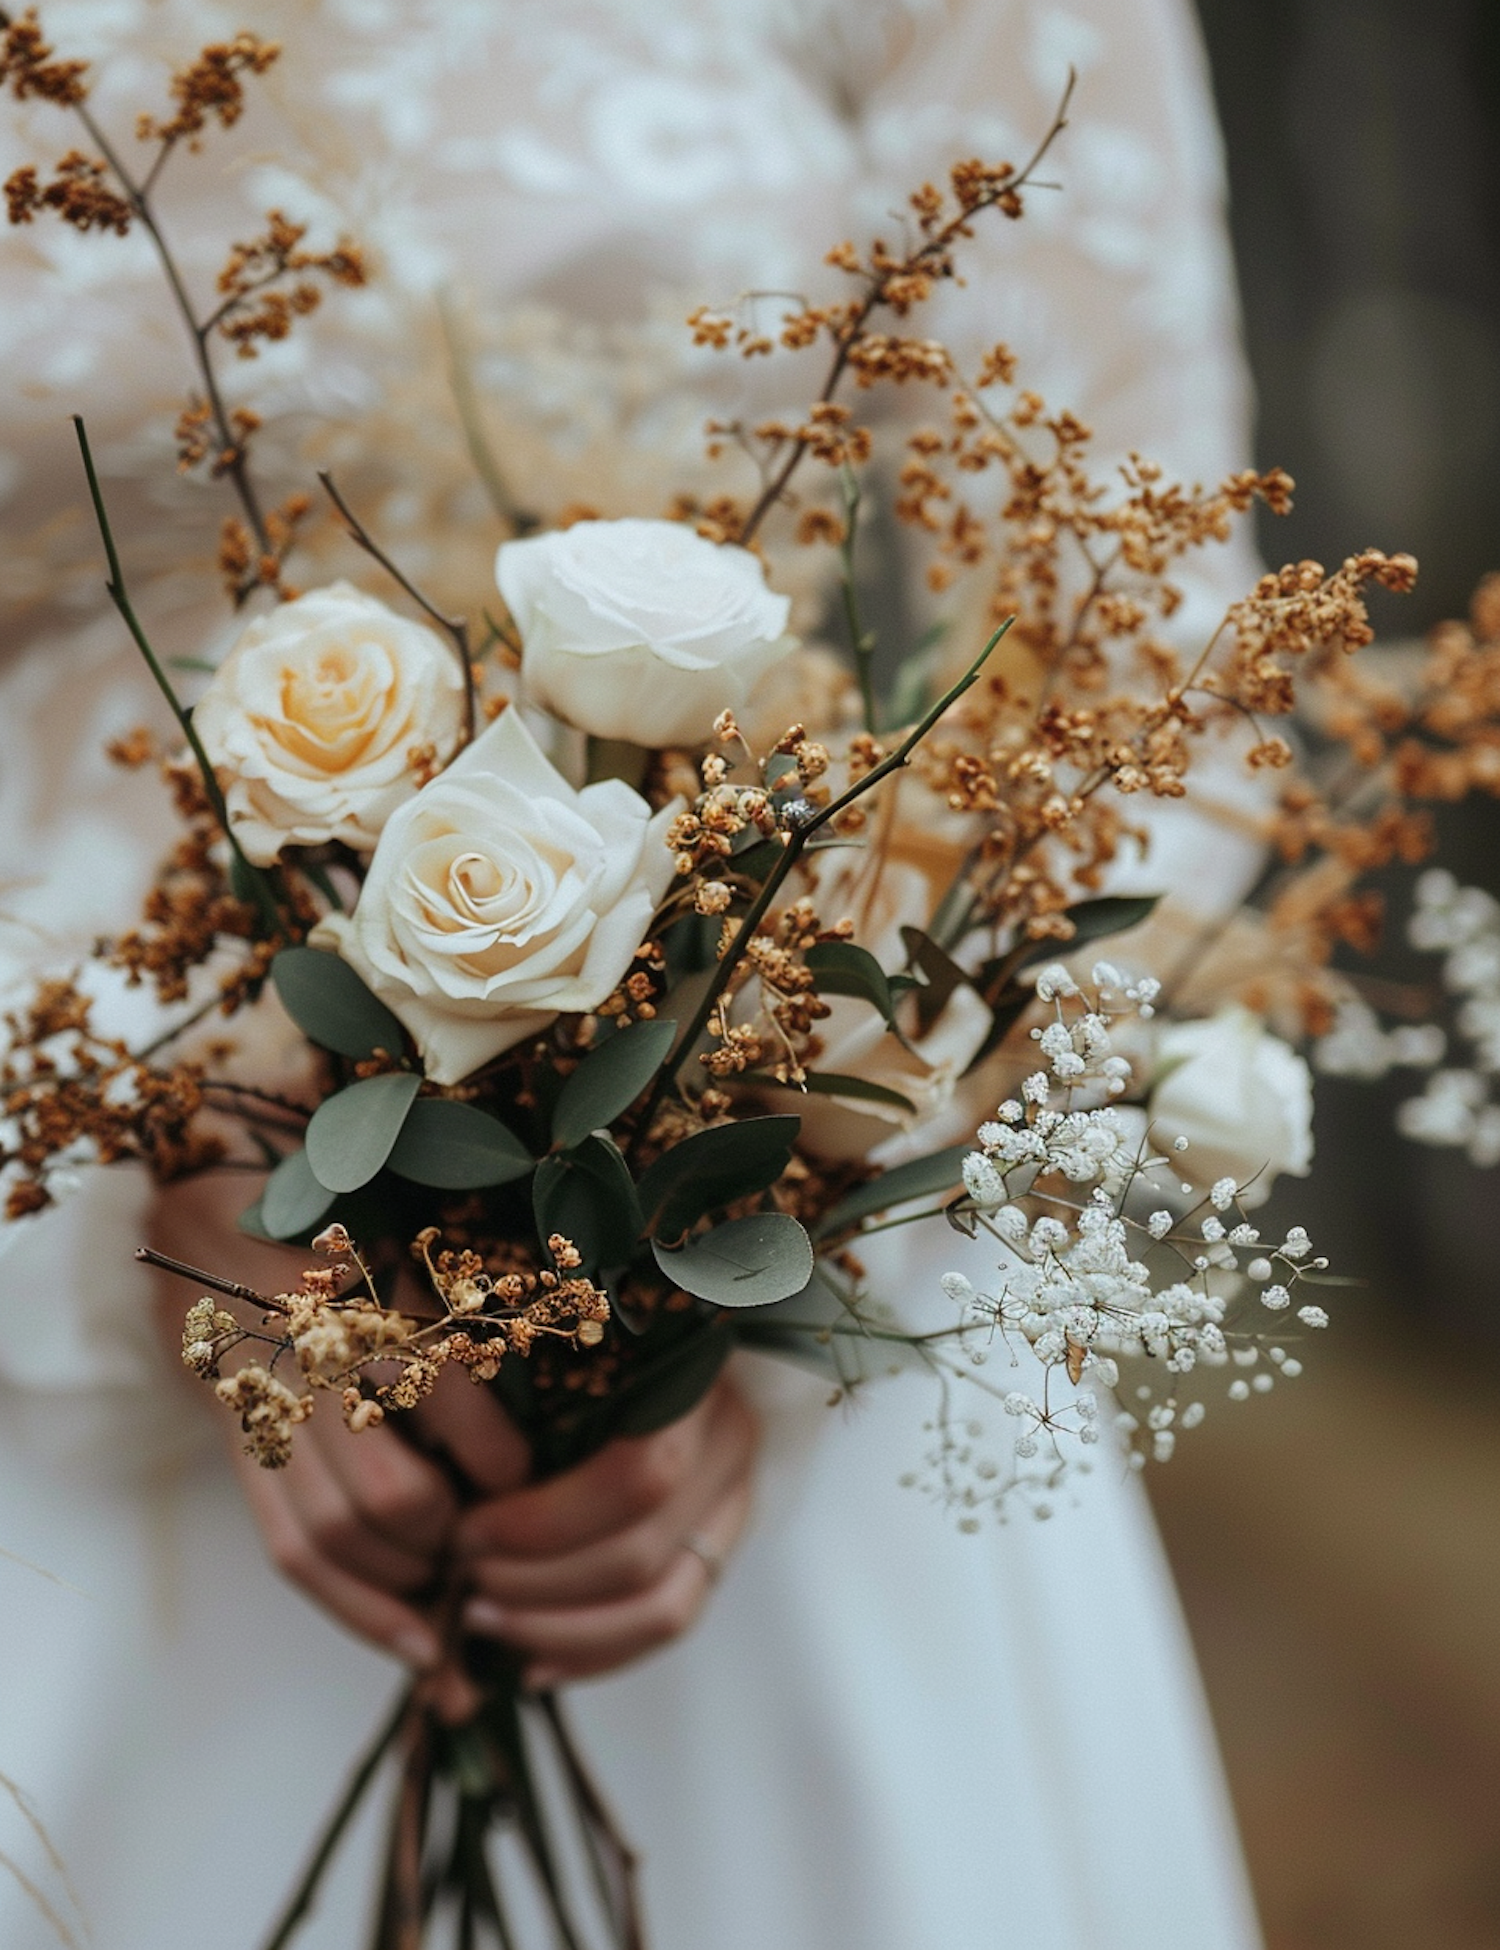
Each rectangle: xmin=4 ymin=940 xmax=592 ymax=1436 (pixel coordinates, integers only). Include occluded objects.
xmin=312 ymin=707 xmax=677 ymax=1083
xmin=1150 ymin=1005 xmax=1313 ymax=1206
xmin=194 ymin=582 xmax=466 ymax=864
xmin=497 ymin=517 xmax=795 ymax=746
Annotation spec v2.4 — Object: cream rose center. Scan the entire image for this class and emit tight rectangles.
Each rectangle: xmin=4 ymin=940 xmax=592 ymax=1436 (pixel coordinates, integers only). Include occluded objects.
xmin=272 ymin=642 xmax=394 ymax=773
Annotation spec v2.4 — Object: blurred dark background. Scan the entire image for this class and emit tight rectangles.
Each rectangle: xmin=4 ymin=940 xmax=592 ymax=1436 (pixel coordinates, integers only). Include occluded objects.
xmin=1153 ymin=9 xmax=1500 ymax=1946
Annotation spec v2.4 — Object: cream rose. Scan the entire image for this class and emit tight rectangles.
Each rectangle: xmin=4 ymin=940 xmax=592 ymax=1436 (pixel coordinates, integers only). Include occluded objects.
xmin=497 ymin=518 xmax=795 ymax=746
xmin=1149 ymin=1006 xmax=1314 ymax=1206
xmin=194 ymin=582 xmax=465 ymax=864
xmin=311 ymin=708 xmax=677 ymax=1084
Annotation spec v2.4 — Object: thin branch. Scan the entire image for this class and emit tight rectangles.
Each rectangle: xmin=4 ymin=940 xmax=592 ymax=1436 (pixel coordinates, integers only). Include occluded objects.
xmin=70 ymin=103 xmax=270 ymax=553
xmin=630 ymin=618 xmax=1012 ymax=1150
xmin=317 ymin=471 xmax=477 ymax=745
xmin=134 ymin=1245 xmax=287 ymax=1314
xmin=737 ymin=72 xmax=1074 ymax=545
xmin=72 ymin=416 xmax=284 ymax=934
xmin=838 ymin=464 xmax=878 ymax=733
xmin=436 ymin=295 xmax=539 ymax=537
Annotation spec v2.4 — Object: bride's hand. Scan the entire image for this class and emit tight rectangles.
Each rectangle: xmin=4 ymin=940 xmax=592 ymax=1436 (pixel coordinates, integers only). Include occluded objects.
xmin=150 ymin=1172 xmax=757 ymax=1698
xmin=452 ymin=1375 xmax=758 ymax=1690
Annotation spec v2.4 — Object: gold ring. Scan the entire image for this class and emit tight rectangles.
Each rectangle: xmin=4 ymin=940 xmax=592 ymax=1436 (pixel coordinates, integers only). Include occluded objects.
xmin=682 ymin=1531 xmax=725 ymax=1587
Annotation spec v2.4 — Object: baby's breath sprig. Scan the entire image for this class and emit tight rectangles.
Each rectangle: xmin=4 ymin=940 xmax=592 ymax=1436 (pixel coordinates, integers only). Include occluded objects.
xmin=915 ymin=962 xmax=1336 ymax=1521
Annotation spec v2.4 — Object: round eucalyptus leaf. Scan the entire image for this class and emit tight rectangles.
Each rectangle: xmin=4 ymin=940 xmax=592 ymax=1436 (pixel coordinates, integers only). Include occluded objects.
xmin=804 ymin=941 xmax=895 ymax=1023
xmin=261 ymin=1146 xmax=338 ymax=1240
xmin=271 ymin=946 xmax=408 ymax=1060
xmin=652 ymin=1211 xmax=814 ymax=1309
xmin=305 ymin=1071 xmax=422 ymax=1193
xmin=636 ymin=1114 xmax=799 ymax=1237
xmin=387 ymin=1097 xmax=534 ymax=1190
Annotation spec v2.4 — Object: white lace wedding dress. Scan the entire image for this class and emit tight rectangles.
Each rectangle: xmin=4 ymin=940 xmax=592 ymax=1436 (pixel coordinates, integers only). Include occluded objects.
xmin=0 ymin=2 xmax=1263 ymax=1943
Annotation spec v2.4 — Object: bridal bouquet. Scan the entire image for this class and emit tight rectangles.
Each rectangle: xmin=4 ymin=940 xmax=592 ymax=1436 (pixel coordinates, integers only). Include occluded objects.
xmin=5 ymin=13 xmax=1497 ymax=1947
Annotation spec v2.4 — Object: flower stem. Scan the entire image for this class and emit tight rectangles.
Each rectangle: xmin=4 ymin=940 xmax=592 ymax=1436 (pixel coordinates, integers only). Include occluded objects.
xmin=71 ymin=415 xmax=284 ymax=934
xmin=261 ymin=1682 xmax=419 ymax=1950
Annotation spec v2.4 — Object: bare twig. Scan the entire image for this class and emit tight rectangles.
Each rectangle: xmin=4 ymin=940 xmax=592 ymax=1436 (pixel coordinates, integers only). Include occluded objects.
xmin=134 ymin=1245 xmax=286 ymax=1313
xmin=73 ymin=415 xmax=284 ymax=933
xmin=69 ymin=102 xmax=271 ymax=554
xmin=630 ymin=617 xmax=1012 ymax=1151
xmin=317 ymin=471 xmax=477 ymax=745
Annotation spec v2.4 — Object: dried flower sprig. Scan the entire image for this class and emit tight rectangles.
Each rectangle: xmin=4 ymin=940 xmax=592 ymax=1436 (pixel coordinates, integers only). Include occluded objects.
xmin=2 ymin=8 xmax=364 ymax=595
xmin=161 ymin=1224 xmax=611 ymax=1467
xmin=687 ymin=72 xmax=1075 ymax=548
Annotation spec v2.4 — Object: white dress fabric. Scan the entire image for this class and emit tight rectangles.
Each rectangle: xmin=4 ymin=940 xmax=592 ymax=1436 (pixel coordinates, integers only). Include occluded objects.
xmin=0 ymin=3 xmax=1263 ymax=1944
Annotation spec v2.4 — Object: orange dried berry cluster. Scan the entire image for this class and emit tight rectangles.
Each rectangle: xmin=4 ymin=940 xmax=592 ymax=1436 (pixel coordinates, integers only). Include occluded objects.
xmin=1 ymin=980 xmax=222 ymax=1218
xmin=211 ymin=209 xmax=366 ymax=361
xmin=0 ymin=8 xmax=87 ymax=106
xmin=415 ymin=1228 xmax=612 ymax=1381
xmin=107 ymin=811 xmax=261 ymax=1006
xmin=4 ymin=147 xmax=130 ymax=231
xmin=702 ymin=894 xmax=851 ymax=1084
xmin=595 ymin=939 xmax=669 ymax=1027
xmin=217 ymin=491 xmax=314 ymax=604
xmin=135 ymin=31 xmax=279 ymax=148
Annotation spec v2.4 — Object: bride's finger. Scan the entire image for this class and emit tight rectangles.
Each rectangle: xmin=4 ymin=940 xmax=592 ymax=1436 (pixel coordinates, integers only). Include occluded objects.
xmin=454 ymin=1377 xmax=751 ymax=1562
xmin=460 ymin=1469 xmax=753 ymax=1685
xmin=271 ymin=1421 xmax=438 ymax=1594
xmin=461 ymin=1394 xmax=754 ymax=1610
xmin=236 ymin=1461 xmax=446 ymax=1671
xmin=403 ymin=1362 xmax=530 ymax=1498
xmin=306 ymin=1404 xmax=461 ymax=1559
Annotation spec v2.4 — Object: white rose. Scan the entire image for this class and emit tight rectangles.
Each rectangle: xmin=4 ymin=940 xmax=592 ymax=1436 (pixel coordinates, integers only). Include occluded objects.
xmin=497 ymin=518 xmax=795 ymax=746
xmin=1150 ymin=1006 xmax=1314 ymax=1206
xmin=311 ymin=708 xmax=677 ymax=1084
xmin=194 ymin=582 xmax=465 ymax=865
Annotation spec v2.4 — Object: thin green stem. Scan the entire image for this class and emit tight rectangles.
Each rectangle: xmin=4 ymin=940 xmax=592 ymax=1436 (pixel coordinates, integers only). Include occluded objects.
xmin=436 ymin=295 xmax=539 ymax=537
xmin=72 ymin=416 xmax=284 ymax=931
xmin=837 ymin=465 xmax=878 ymax=734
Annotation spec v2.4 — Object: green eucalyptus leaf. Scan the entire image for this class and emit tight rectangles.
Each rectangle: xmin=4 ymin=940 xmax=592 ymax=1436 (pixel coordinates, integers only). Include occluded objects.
xmin=533 ymin=1135 xmax=643 ymax=1273
xmin=612 ymin=1322 xmax=735 ymax=1438
xmin=260 ymin=1146 xmax=338 ymax=1239
xmin=813 ymin=1141 xmax=971 ymax=1239
xmin=798 ymin=1070 xmax=916 ymax=1112
xmin=804 ymin=941 xmax=895 ymax=1023
xmin=636 ymin=1114 xmax=800 ymax=1240
xmin=305 ymin=1071 xmax=422 ymax=1193
xmin=551 ymin=1019 xmax=677 ymax=1151
xmin=652 ymin=1211 xmax=814 ymax=1309
xmin=387 ymin=1097 xmax=534 ymax=1190
xmin=271 ymin=946 xmax=407 ymax=1060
